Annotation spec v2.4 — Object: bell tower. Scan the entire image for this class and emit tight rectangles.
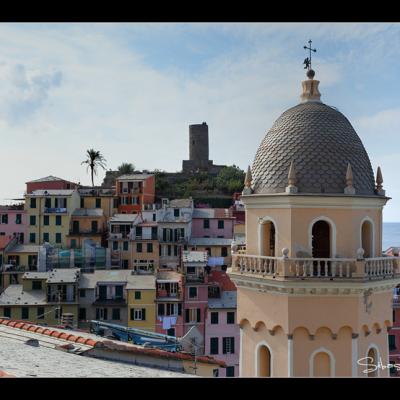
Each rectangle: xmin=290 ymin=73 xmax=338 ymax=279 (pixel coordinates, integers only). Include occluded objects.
xmin=228 ymin=54 xmax=400 ymax=377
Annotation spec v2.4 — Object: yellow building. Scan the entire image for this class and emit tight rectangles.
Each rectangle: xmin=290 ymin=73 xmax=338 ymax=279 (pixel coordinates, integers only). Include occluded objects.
xmin=228 ymin=68 xmax=400 ymax=377
xmin=0 ymin=269 xmax=80 ymax=326
xmin=25 ymin=189 xmax=81 ymax=248
xmin=126 ymin=275 xmax=156 ymax=331
xmin=78 ymin=187 xmax=118 ymax=219
xmin=66 ymin=208 xmax=107 ymax=248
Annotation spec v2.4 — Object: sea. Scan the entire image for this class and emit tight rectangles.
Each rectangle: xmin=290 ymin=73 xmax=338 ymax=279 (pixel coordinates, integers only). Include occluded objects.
xmin=383 ymin=222 xmax=400 ymax=251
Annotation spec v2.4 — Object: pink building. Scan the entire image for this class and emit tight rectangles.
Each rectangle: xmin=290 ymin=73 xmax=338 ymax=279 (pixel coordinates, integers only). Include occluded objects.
xmin=191 ymin=208 xmax=234 ymax=239
xmin=205 ymin=270 xmax=239 ymax=377
xmin=26 ymin=176 xmax=79 ymax=194
xmin=389 ymin=285 xmax=400 ymax=376
xmin=0 ymin=205 xmax=26 ymax=244
xmin=181 ymin=251 xmax=209 ymax=353
xmin=155 ymin=270 xmax=185 ymax=337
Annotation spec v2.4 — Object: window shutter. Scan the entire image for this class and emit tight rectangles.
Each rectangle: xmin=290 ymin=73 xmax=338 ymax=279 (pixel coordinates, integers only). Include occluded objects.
xmin=197 ymin=308 xmax=201 ymax=323
xmin=130 ymin=309 xmax=134 ymax=320
xmin=223 ymin=337 xmax=227 ymax=354
xmin=96 ymin=308 xmax=100 ymax=320
xmin=185 ymin=309 xmax=190 ymax=323
xmin=142 ymin=308 xmax=146 ymax=321
xmin=104 ymin=308 xmax=108 ymax=320
xmin=231 ymin=337 xmax=235 ymax=354
xmin=178 ymin=303 xmax=182 ymax=316
xmin=163 ymin=229 xmax=167 ymax=241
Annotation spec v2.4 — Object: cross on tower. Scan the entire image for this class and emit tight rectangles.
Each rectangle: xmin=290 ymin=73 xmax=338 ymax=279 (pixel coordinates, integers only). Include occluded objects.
xmin=303 ymin=39 xmax=316 ymax=70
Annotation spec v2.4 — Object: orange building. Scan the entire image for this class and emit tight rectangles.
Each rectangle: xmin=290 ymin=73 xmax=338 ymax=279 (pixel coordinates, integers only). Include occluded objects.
xmin=116 ymin=174 xmax=155 ymax=214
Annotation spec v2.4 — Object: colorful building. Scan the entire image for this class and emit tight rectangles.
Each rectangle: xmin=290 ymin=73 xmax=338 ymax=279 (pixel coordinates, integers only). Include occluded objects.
xmin=189 ymin=237 xmax=232 ymax=269
xmin=78 ymin=187 xmax=118 ymax=219
xmin=182 ymin=251 xmax=209 ymax=353
xmin=25 ymin=189 xmax=81 ymax=248
xmin=78 ymin=270 xmax=155 ymax=330
xmin=67 ymin=208 xmax=107 ymax=249
xmin=0 ymin=268 xmax=80 ymax=326
xmin=116 ymin=174 xmax=155 ymax=214
xmin=191 ymin=208 xmax=234 ymax=239
xmin=155 ymin=270 xmax=184 ymax=337
xmin=157 ymin=199 xmax=194 ymax=270
xmin=0 ymin=205 xmax=26 ymax=244
xmin=26 ymin=176 xmax=79 ymax=194
xmin=205 ymin=270 xmax=239 ymax=377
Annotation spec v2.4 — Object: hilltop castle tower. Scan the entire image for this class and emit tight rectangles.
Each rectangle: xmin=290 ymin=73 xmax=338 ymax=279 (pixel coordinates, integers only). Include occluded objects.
xmin=182 ymin=122 xmax=225 ymax=175
xmin=228 ymin=67 xmax=400 ymax=377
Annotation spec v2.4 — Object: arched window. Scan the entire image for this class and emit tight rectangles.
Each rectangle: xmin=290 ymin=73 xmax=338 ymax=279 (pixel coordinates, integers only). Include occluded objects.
xmin=312 ymin=220 xmax=331 ymax=258
xmin=310 ymin=347 xmax=335 ymax=377
xmin=361 ymin=219 xmax=374 ymax=258
xmin=259 ymin=219 xmax=276 ymax=257
xmin=313 ymin=352 xmax=331 ymax=377
xmin=367 ymin=347 xmax=378 ymax=377
xmin=257 ymin=344 xmax=272 ymax=377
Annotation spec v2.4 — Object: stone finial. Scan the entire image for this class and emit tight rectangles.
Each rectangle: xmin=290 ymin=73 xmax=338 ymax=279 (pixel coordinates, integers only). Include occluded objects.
xmin=285 ymin=161 xmax=298 ymax=193
xmin=356 ymin=248 xmax=365 ymax=260
xmin=231 ymin=239 xmax=238 ymax=254
xmin=376 ymin=166 xmax=385 ymax=195
xmin=242 ymin=165 xmax=253 ymax=195
xmin=344 ymin=162 xmax=356 ymax=195
xmin=300 ymin=73 xmax=321 ymax=103
xmin=282 ymin=248 xmax=289 ymax=259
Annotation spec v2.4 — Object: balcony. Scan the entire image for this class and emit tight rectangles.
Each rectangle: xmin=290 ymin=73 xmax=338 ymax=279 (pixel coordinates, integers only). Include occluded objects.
xmin=185 ymin=273 xmax=206 ymax=283
xmin=156 ymin=289 xmax=182 ymax=300
xmin=230 ymin=252 xmax=400 ymax=282
xmin=393 ymin=295 xmax=400 ymax=308
xmin=70 ymin=228 xmax=104 ymax=235
xmin=93 ymin=297 xmax=127 ymax=306
xmin=109 ymin=233 xmax=123 ymax=240
xmin=44 ymin=207 xmax=67 ymax=214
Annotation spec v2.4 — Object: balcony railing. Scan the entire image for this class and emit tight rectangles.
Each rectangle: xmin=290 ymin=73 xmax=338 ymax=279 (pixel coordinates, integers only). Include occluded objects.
xmin=44 ymin=207 xmax=67 ymax=214
xmin=231 ymin=252 xmax=400 ymax=281
xmin=70 ymin=228 xmax=104 ymax=235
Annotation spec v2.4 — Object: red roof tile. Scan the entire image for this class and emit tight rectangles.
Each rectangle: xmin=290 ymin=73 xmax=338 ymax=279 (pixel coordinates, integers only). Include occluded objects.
xmin=208 ymin=270 xmax=237 ymax=291
xmin=0 ymin=236 xmax=13 ymax=251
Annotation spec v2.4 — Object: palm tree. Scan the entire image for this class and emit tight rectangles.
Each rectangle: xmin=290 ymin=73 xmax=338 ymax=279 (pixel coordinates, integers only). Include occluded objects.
xmin=81 ymin=149 xmax=107 ymax=187
xmin=117 ymin=162 xmax=135 ymax=176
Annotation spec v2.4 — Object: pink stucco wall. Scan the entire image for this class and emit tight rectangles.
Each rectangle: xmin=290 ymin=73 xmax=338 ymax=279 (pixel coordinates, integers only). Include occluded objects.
xmin=191 ymin=218 xmax=234 ymax=238
xmin=0 ymin=208 xmax=27 ymax=244
xmin=205 ymin=309 xmax=240 ymax=377
xmin=183 ymin=284 xmax=209 ymax=339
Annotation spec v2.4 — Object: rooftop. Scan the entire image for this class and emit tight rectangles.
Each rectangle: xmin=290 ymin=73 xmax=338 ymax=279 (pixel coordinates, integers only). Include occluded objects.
xmin=0 ymin=285 xmax=47 ymax=305
xmin=80 ymin=270 xmax=155 ymax=290
xmin=29 ymin=189 xmax=75 ymax=196
xmin=109 ymin=213 xmax=138 ymax=223
xmin=192 ymin=208 xmax=233 ymax=219
xmin=0 ymin=320 xmax=188 ymax=377
xmin=169 ymin=199 xmax=193 ymax=209
xmin=26 ymin=176 xmax=74 ymax=184
xmin=7 ymin=244 xmax=42 ymax=254
xmin=182 ymin=251 xmax=208 ymax=264
xmin=0 ymin=236 xmax=15 ymax=251
xmin=208 ymin=270 xmax=237 ymax=291
xmin=117 ymin=174 xmax=154 ymax=181
xmin=208 ymin=290 xmax=237 ymax=309
xmin=156 ymin=270 xmax=183 ymax=282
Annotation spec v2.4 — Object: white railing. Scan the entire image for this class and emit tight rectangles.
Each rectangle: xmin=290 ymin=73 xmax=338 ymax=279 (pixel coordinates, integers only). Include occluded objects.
xmin=232 ymin=253 xmax=400 ymax=280
xmin=365 ymin=257 xmax=395 ymax=277
xmin=234 ymin=254 xmax=278 ymax=276
xmin=289 ymin=258 xmax=355 ymax=278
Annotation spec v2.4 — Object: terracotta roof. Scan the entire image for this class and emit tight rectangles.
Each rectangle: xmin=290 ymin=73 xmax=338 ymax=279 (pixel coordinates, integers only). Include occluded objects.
xmin=0 ymin=318 xmax=225 ymax=368
xmin=0 ymin=236 xmax=14 ymax=251
xmin=26 ymin=176 xmax=71 ymax=183
xmin=208 ymin=270 xmax=237 ymax=291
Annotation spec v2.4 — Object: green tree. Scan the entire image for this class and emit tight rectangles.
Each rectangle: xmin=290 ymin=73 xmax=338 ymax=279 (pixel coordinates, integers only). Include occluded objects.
xmin=215 ymin=165 xmax=245 ymax=193
xmin=81 ymin=149 xmax=107 ymax=187
xmin=117 ymin=162 xmax=135 ymax=175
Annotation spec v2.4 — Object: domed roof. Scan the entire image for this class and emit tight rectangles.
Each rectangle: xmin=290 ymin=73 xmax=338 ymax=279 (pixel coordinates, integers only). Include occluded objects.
xmin=251 ymin=101 xmax=376 ymax=195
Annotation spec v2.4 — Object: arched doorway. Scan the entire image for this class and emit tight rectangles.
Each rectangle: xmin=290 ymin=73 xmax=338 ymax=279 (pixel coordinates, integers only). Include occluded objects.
xmin=312 ymin=220 xmax=331 ymax=258
xmin=313 ymin=352 xmax=331 ymax=377
xmin=361 ymin=220 xmax=373 ymax=258
xmin=311 ymin=220 xmax=331 ymax=275
xmin=367 ymin=347 xmax=378 ymax=377
xmin=258 ymin=345 xmax=271 ymax=377
xmin=260 ymin=221 xmax=276 ymax=257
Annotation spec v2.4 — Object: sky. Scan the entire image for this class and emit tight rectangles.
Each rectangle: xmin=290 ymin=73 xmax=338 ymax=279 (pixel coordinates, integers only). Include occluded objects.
xmin=1 ymin=23 xmax=400 ymax=221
